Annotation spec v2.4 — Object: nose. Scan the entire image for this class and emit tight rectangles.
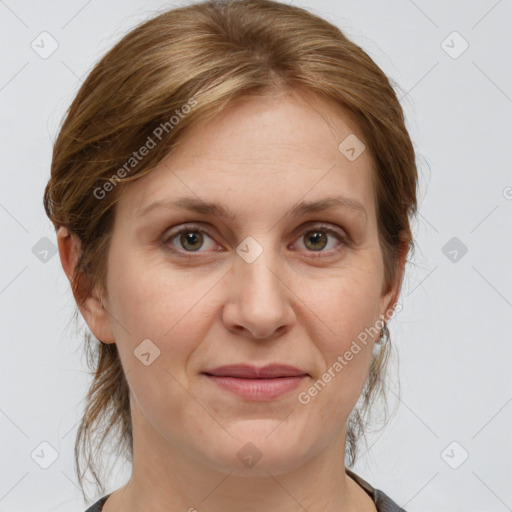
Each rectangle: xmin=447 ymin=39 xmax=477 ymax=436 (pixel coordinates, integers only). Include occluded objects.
xmin=221 ymin=239 xmax=295 ymax=340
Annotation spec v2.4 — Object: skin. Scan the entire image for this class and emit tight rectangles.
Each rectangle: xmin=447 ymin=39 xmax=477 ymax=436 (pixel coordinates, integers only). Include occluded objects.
xmin=58 ymin=88 xmax=405 ymax=512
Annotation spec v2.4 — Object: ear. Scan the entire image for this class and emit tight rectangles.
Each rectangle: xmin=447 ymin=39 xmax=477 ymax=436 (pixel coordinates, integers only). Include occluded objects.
xmin=57 ymin=226 xmax=115 ymax=344
xmin=379 ymin=236 xmax=409 ymax=321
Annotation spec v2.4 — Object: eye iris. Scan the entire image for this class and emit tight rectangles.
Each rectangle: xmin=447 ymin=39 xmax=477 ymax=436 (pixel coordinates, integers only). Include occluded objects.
xmin=180 ymin=231 xmax=203 ymax=251
xmin=175 ymin=229 xmax=332 ymax=253
xmin=305 ymin=230 xmax=327 ymax=251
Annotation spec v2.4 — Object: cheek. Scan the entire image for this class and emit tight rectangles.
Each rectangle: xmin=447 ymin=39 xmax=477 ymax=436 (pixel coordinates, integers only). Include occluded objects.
xmin=106 ymin=261 xmax=218 ymax=425
xmin=106 ymin=250 xmax=218 ymax=368
xmin=303 ymin=269 xmax=382 ymax=410
xmin=310 ymin=268 xmax=382 ymax=347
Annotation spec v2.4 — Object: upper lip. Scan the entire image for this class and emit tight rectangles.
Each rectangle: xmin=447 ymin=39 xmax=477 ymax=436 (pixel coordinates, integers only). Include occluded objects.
xmin=202 ymin=364 xmax=309 ymax=379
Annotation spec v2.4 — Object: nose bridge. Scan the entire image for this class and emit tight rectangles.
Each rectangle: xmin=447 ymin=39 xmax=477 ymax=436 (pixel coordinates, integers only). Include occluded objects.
xmin=236 ymin=233 xmax=283 ymax=300
xmin=224 ymin=233 xmax=293 ymax=338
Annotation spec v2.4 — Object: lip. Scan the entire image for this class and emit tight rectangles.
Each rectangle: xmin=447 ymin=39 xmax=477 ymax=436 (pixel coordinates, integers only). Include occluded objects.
xmin=202 ymin=364 xmax=310 ymax=401
xmin=202 ymin=364 xmax=309 ymax=379
xmin=204 ymin=375 xmax=308 ymax=400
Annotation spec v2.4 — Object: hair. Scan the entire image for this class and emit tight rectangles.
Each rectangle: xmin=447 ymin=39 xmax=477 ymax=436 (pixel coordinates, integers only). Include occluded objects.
xmin=43 ymin=0 xmax=418 ymax=500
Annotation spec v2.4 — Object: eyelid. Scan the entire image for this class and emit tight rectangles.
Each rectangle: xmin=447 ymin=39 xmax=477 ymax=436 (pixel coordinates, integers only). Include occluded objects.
xmin=162 ymin=221 xmax=349 ymax=256
xmin=162 ymin=223 xmax=220 ymax=254
xmin=289 ymin=223 xmax=349 ymax=257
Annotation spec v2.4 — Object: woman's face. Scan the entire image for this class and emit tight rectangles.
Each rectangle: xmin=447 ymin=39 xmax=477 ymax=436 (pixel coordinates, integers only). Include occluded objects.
xmin=82 ymin=89 xmax=401 ymax=475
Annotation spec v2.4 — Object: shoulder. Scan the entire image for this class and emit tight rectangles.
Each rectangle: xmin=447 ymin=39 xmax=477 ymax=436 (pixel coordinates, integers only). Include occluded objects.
xmin=346 ymin=468 xmax=407 ymax=512
xmin=83 ymin=494 xmax=110 ymax=512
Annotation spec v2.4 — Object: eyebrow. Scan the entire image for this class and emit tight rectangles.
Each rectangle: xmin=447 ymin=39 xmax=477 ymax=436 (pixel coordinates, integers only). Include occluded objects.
xmin=137 ymin=195 xmax=367 ymax=222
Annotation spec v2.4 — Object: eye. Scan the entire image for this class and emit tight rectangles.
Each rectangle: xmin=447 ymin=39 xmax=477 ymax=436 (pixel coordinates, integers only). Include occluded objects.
xmin=292 ymin=224 xmax=348 ymax=256
xmin=162 ymin=223 xmax=348 ymax=258
xmin=163 ymin=224 xmax=219 ymax=254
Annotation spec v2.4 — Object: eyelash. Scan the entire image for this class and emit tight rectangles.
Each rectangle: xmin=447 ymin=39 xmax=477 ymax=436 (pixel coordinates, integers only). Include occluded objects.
xmin=162 ymin=223 xmax=349 ymax=259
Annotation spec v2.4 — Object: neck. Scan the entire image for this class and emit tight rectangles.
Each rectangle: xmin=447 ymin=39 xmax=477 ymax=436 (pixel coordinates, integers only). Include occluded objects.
xmin=103 ymin=402 xmax=372 ymax=512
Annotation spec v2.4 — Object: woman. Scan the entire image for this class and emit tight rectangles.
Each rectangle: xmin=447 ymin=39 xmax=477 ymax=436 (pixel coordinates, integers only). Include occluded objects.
xmin=44 ymin=1 xmax=417 ymax=510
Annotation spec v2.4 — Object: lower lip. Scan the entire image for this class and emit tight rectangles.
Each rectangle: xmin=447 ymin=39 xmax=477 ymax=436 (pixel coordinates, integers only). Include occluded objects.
xmin=204 ymin=374 xmax=307 ymax=400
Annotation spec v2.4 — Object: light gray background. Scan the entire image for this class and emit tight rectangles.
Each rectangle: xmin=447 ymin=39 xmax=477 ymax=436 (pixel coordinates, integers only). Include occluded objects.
xmin=1 ymin=1 xmax=511 ymax=511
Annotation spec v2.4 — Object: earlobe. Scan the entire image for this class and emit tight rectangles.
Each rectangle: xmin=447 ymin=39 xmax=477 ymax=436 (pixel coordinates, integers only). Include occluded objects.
xmin=57 ymin=226 xmax=116 ymax=344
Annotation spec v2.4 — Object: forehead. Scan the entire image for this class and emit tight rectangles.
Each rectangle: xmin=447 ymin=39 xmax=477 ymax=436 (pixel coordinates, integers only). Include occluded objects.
xmin=117 ymin=89 xmax=376 ymax=224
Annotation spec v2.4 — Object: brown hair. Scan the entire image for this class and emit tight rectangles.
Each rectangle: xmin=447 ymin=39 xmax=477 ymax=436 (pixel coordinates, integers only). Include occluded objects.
xmin=43 ymin=0 xmax=418 ymax=499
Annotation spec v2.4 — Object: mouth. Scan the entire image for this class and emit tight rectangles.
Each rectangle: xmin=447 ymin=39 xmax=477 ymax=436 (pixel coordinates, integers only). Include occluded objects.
xmin=201 ymin=364 xmax=310 ymax=401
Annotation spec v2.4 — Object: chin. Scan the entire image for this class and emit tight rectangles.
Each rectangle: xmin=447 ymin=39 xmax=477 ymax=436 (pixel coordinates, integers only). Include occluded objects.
xmin=200 ymin=426 xmax=314 ymax=476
